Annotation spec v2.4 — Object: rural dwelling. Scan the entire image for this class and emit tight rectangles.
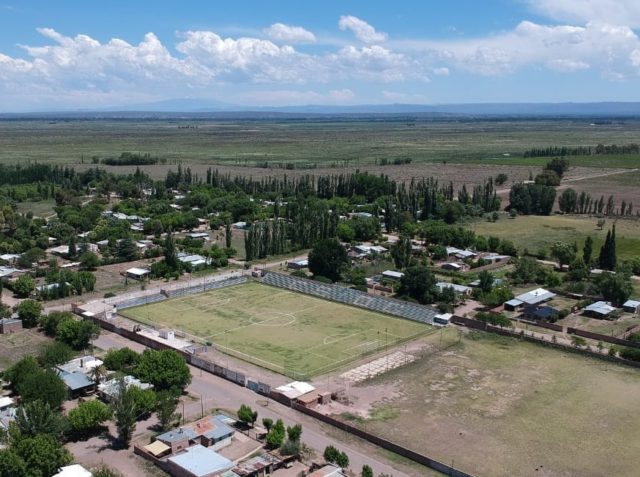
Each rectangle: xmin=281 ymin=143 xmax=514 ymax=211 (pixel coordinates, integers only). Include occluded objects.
xmin=156 ymin=415 xmax=235 ymax=453
xmin=287 ymin=259 xmax=308 ymax=270
xmin=583 ymin=301 xmax=616 ymax=319
xmin=57 ymin=370 xmax=94 ymax=396
xmin=98 ymin=375 xmax=152 ymax=402
xmin=0 ymin=254 xmax=20 ymax=265
xmin=435 ymin=282 xmax=472 ymax=296
xmin=52 ymin=464 xmax=93 ymax=477
xmin=0 ymin=266 xmax=23 ymax=280
xmin=0 ymin=318 xmax=22 ymax=334
xmin=295 ymin=391 xmax=323 ymax=408
xmin=49 ymin=245 xmax=70 ymax=256
xmin=469 ymin=277 xmax=505 ymax=288
xmin=483 ymin=254 xmax=510 ymax=264
xmin=187 ymin=232 xmax=210 ymax=241
xmin=125 ymin=267 xmax=151 ymax=281
xmin=504 ymin=288 xmax=556 ymax=311
xmin=382 ymin=270 xmax=404 ymax=281
xmin=166 ymin=444 xmax=234 ymax=477
xmin=623 ymin=299 xmax=640 ymax=314
xmin=522 ymin=305 xmax=559 ymax=321
xmin=231 ymin=454 xmax=285 ymax=477
xmin=441 ymin=262 xmax=464 ymax=272
xmin=177 ymin=252 xmax=208 ymax=268
xmin=0 ymin=397 xmax=14 ymax=412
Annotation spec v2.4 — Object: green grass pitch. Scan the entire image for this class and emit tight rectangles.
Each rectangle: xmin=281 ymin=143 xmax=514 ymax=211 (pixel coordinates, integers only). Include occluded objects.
xmin=119 ymin=281 xmax=430 ymax=378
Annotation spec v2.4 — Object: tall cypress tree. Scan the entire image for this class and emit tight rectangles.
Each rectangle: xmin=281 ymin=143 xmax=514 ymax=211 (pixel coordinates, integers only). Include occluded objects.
xmin=598 ymin=230 xmax=611 ymax=270
xmin=583 ymin=235 xmax=593 ymax=265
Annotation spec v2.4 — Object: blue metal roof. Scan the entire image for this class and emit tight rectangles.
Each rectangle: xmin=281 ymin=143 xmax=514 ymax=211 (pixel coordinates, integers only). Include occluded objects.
xmin=168 ymin=445 xmax=233 ymax=477
xmin=57 ymin=371 xmax=93 ymax=391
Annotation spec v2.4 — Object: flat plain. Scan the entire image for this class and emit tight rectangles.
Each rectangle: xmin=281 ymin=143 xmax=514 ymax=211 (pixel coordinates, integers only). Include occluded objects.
xmin=119 ymin=281 xmax=430 ymax=378
xmin=469 ymin=214 xmax=640 ymax=260
xmin=348 ymin=329 xmax=640 ymax=477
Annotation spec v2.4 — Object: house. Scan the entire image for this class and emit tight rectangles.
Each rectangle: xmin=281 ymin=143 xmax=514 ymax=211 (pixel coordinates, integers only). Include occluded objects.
xmin=0 ymin=397 xmax=14 ymax=412
xmin=435 ymin=282 xmax=472 ymax=296
xmin=231 ymin=454 xmax=284 ymax=477
xmin=382 ymin=270 xmax=404 ymax=281
xmin=53 ymin=464 xmax=93 ymax=477
xmin=445 ymin=247 xmax=477 ymax=260
xmin=434 ymin=313 xmax=452 ymax=326
xmin=0 ymin=266 xmax=23 ymax=279
xmin=441 ymin=262 xmax=463 ymax=272
xmin=187 ymin=232 xmax=210 ymax=241
xmin=177 ymin=253 xmax=208 ymax=268
xmin=504 ymin=288 xmax=556 ymax=311
xmin=0 ymin=318 xmax=22 ymax=334
xmin=349 ymin=245 xmax=388 ymax=258
xmin=483 ymin=254 xmax=510 ymax=263
xmin=0 ymin=254 xmax=21 ymax=265
xmin=156 ymin=415 xmax=235 ymax=453
xmin=125 ymin=267 xmax=151 ymax=281
xmin=469 ymin=278 xmax=505 ymax=288
xmin=623 ymin=300 xmax=640 ymax=314
xmin=166 ymin=444 xmax=234 ymax=477
xmin=583 ymin=301 xmax=616 ymax=319
xmin=98 ymin=375 xmax=152 ymax=402
xmin=57 ymin=370 xmax=95 ymax=396
xmin=49 ymin=245 xmax=70 ymax=256
xmin=287 ymin=259 xmax=308 ymax=270
xmin=522 ymin=305 xmax=559 ymax=321
xmin=58 ymin=355 xmax=103 ymax=375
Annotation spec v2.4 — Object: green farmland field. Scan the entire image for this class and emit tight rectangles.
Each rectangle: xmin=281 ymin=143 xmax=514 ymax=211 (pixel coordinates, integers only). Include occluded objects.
xmin=469 ymin=215 xmax=640 ymax=260
xmin=119 ymin=281 xmax=430 ymax=378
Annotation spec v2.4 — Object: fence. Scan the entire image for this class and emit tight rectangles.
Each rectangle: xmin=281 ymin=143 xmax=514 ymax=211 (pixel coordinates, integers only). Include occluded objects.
xmin=162 ymin=276 xmax=248 ymax=299
xmin=262 ymin=272 xmax=438 ymax=325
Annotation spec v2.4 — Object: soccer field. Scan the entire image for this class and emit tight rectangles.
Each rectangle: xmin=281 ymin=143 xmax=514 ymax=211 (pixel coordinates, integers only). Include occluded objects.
xmin=120 ymin=282 xmax=430 ymax=378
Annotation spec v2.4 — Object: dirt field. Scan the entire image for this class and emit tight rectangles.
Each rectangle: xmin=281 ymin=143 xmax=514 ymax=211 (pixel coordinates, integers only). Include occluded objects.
xmin=0 ymin=329 xmax=50 ymax=370
xmin=342 ymin=329 xmax=640 ymax=477
xmin=120 ymin=281 xmax=430 ymax=379
xmin=469 ymin=214 xmax=640 ymax=260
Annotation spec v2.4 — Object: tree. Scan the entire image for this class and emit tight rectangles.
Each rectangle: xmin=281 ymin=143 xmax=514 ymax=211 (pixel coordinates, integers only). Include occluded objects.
xmin=116 ymin=238 xmax=139 ymax=262
xmin=15 ymin=400 xmax=66 ymax=438
xmin=336 ymin=451 xmax=350 ymax=469
xmin=598 ymin=272 xmax=633 ymax=307
xmin=39 ymin=311 xmax=73 ymax=337
xmin=20 ymin=368 xmax=68 ymax=409
xmin=67 ymin=400 xmax=112 ymax=438
xmin=103 ymin=347 xmax=139 ymax=373
xmin=478 ymin=270 xmax=494 ymax=294
xmin=68 ymin=235 xmax=77 ymax=259
xmin=13 ymin=275 xmax=35 ymax=298
xmin=80 ymin=251 xmax=100 ymax=270
xmin=286 ymin=423 xmax=302 ymax=442
xmin=583 ymin=235 xmax=593 ymax=265
xmin=262 ymin=418 xmax=273 ymax=432
xmin=92 ymin=466 xmax=123 ymax=477
xmin=237 ymin=404 xmax=258 ymax=428
xmin=598 ymin=226 xmax=617 ymax=271
xmin=265 ymin=419 xmax=285 ymax=449
xmin=397 ymin=265 xmax=437 ymax=304
xmin=0 ymin=450 xmax=27 ymax=477
xmin=550 ymin=241 xmax=576 ymax=270
xmin=308 ymin=239 xmax=348 ymax=282
xmin=128 ymin=386 xmax=157 ymax=418
xmin=134 ymin=349 xmax=191 ymax=394
xmin=156 ymin=391 xmax=179 ymax=431
xmin=324 ymin=445 xmax=339 ymax=463
xmin=13 ymin=434 xmax=72 ymax=477
xmin=112 ymin=380 xmax=137 ymax=447
xmin=4 ymin=356 xmax=40 ymax=393
xmin=56 ymin=318 xmax=100 ymax=350
xmin=390 ymin=235 xmax=412 ymax=270
xmin=361 ymin=465 xmax=374 ymax=477
xmin=37 ymin=341 xmax=73 ymax=368
xmin=164 ymin=232 xmax=179 ymax=270
xmin=16 ymin=299 xmax=42 ymax=328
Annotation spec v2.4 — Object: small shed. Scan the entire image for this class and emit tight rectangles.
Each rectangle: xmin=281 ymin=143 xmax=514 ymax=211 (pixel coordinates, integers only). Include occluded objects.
xmin=504 ymin=299 xmax=524 ymax=311
xmin=287 ymin=259 xmax=309 ymax=270
xmin=435 ymin=282 xmax=472 ymax=296
xmin=434 ymin=313 xmax=452 ymax=326
xmin=144 ymin=440 xmax=172 ymax=458
xmin=0 ymin=318 xmax=22 ymax=334
xmin=382 ymin=270 xmax=404 ymax=280
xmin=623 ymin=300 xmax=640 ymax=314
xmin=441 ymin=262 xmax=463 ymax=271
xmin=125 ymin=267 xmax=150 ymax=280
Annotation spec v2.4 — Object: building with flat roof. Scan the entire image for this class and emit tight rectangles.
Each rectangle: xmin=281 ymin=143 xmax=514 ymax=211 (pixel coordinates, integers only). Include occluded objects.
xmin=435 ymin=282 xmax=472 ymax=296
xmin=623 ymin=300 xmax=640 ymax=314
xmin=0 ymin=318 xmax=22 ymax=334
xmin=125 ymin=267 xmax=151 ymax=280
xmin=157 ymin=415 xmax=235 ymax=453
xmin=166 ymin=444 xmax=234 ymax=477
xmin=504 ymin=288 xmax=556 ymax=311
xmin=308 ymin=464 xmax=347 ymax=477
xmin=382 ymin=270 xmax=404 ymax=280
xmin=98 ymin=375 xmax=152 ymax=402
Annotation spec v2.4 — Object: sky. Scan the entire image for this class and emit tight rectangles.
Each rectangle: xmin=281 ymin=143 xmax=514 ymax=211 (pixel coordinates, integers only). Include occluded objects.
xmin=1 ymin=0 xmax=640 ymax=111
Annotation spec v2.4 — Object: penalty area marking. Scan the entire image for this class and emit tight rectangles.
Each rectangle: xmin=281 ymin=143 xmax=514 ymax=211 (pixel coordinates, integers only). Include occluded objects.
xmin=249 ymin=311 xmax=297 ymax=327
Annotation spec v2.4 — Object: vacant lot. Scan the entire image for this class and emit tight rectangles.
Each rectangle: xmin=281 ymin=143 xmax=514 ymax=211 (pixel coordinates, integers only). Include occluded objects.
xmin=347 ymin=329 xmax=640 ymax=477
xmin=0 ymin=330 xmax=50 ymax=370
xmin=120 ymin=281 xmax=430 ymax=378
xmin=469 ymin=214 xmax=640 ymax=260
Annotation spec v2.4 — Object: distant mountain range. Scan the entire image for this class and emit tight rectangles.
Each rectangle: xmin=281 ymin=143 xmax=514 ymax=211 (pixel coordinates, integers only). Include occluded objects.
xmin=3 ymin=100 xmax=640 ymax=118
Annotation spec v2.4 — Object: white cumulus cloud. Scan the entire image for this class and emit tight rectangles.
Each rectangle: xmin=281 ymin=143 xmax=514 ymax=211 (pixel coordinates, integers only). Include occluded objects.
xmin=338 ymin=15 xmax=387 ymax=43
xmin=264 ymin=23 xmax=316 ymax=43
xmin=530 ymin=0 xmax=640 ymax=28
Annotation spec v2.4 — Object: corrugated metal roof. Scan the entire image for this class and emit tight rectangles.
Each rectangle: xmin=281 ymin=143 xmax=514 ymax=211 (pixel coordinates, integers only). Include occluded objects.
xmin=168 ymin=445 xmax=233 ymax=477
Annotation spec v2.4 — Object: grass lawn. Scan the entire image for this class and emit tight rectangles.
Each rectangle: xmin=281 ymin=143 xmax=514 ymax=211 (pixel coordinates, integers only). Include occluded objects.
xmin=353 ymin=329 xmax=640 ymax=477
xmin=119 ymin=281 xmax=430 ymax=378
xmin=469 ymin=214 xmax=640 ymax=260
xmin=15 ymin=199 xmax=57 ymax=218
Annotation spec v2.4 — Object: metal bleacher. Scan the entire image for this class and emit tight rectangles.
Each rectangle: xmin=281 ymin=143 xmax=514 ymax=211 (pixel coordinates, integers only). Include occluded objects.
xmin=114 ymin=293 xmax=167 ymax=310
xmin=262 ymin=272 xmax=437 ymax=325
